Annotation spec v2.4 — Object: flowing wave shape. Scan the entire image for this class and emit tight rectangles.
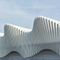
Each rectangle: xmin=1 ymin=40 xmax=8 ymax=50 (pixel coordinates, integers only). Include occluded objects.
xmin=0 ymin=16 xmax=60 ymax=58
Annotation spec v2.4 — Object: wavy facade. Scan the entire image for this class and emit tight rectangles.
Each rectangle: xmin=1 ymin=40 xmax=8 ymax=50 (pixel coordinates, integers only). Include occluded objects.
xmin=0 ymin=16 xmax=60 ymax=58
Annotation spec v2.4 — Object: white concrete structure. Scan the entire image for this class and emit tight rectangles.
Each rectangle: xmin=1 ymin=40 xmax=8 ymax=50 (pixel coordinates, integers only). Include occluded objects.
xmin=0 ymin=16 xmax=60 ymax=58
xmin=1 ymin=50 xmax=60 ymax=60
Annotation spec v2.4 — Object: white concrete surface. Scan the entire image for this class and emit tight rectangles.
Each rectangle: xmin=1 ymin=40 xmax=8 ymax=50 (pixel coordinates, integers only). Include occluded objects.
xmin=1 ymin=50 xmax=60 ymax=60
xmin=0 ymin=16 xmax=60 ymax=58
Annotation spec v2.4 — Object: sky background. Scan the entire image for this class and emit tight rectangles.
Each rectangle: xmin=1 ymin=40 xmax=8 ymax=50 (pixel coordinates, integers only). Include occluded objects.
xmin=0 ymin=0 xmax=60 ymax=33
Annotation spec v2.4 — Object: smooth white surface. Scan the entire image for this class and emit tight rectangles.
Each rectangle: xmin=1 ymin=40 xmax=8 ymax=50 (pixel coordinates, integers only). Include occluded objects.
xmin=0 ymin=16 xmax=60 ymax=58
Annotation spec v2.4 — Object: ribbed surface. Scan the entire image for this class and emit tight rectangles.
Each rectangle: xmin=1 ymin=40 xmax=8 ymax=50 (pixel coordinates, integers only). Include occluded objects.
xmin=0 ymin=16 xmax=60 ymax=58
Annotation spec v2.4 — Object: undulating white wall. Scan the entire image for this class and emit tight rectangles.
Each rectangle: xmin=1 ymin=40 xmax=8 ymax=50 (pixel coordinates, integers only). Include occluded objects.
xmin=1 ymin=50 xmax=60 ymax=60
xmin=0 ymin=16 xmax=60 ymax=58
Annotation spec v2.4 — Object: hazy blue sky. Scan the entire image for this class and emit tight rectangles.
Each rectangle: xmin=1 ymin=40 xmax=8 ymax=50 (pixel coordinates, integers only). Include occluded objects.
xmin=0 ymin=0 xmax=60 ymax=33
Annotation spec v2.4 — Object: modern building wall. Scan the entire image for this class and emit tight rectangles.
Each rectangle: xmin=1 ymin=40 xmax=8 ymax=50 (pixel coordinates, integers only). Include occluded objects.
xmin=0 ymin=16 xmax=60 ymax=60
xmin=1 ymin=49 xmax=60 ymax=60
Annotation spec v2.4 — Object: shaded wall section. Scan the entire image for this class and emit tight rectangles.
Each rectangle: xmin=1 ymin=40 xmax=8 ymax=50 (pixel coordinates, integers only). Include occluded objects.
xmin=1 ymin=49 xmax=60 ymax=60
